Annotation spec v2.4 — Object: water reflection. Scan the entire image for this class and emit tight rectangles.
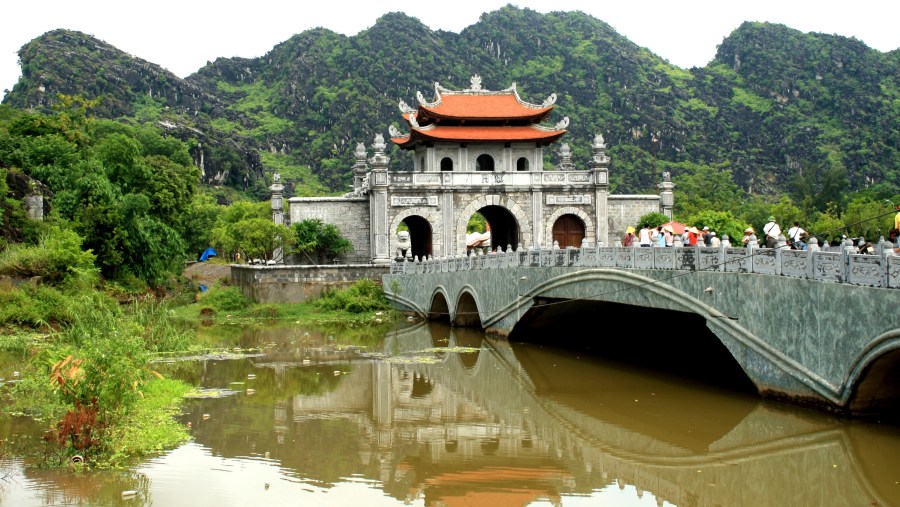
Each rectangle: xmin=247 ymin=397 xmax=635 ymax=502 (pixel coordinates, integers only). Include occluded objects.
xmin=3 ymin=321 xmax=900 ymax=506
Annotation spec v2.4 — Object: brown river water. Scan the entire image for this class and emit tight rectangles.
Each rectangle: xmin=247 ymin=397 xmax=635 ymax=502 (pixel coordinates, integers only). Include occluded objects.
xmin=1 ymin=320 xmax=900 ymax=506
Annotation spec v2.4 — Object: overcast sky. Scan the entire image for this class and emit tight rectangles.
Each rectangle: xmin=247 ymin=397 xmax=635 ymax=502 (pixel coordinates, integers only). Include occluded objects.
xmin=1 ymin=0 xmax=897 ymax=101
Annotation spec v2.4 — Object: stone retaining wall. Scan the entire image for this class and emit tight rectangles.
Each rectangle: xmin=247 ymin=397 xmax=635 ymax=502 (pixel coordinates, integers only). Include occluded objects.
xmin=232 ymin=264 xmax=389 ymax=303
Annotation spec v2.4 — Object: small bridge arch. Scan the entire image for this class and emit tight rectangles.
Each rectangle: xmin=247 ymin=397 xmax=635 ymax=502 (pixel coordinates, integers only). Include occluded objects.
xmin=454 ymin=288 xmax=483 ymax=328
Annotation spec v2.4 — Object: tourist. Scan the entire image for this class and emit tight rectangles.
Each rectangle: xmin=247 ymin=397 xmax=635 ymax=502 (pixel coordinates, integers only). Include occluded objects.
xmin=663 ymin=225 xmax=674 ymax=247
xmin=787 ymin=221 xmax=808 ymax=250
xmin=763 ymin=216 xmax=781 ymax=248
xmin=638 ymin=224 xmax=653 ymax=247
xmin=710 ymin=231 xmax=721 ymax=247
xmin=742 ymin=227 xmax=755 ymax=247
xmin=891 ymin=204 xmax=900 ymax=243
xmin=702 ymin=226 xmax=712 ymax=246
xmin=656 ymin=226 xmax=666 ymax=247
xmin=687 ymin=227 xmax=699 ymax=246
xmin=623 ymin=226 xmax=636 ymax=247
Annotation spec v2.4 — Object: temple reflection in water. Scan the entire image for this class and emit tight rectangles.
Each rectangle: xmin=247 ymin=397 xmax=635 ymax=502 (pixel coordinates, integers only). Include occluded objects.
xmin=170 ymin=321 xmax=900 ymax=507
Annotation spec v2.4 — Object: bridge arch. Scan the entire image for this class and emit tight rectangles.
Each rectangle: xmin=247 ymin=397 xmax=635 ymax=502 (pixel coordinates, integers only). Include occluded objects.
xmin=428 ymin=288 xmax=452 ymax=324
xmin=845 ymin=332 xmax=900 ymax=418
xmin=456 ymin=195 xmax=532 ymax=252
xmin=547 ymin=207 xmax=593 ymax=248
xmin=454 ymin=288 xmax=483 ymax=328
xmin=482 ymin=269 xmax=775 ymax=394
xmin=391 ymin=208 xmax=440 ymax=259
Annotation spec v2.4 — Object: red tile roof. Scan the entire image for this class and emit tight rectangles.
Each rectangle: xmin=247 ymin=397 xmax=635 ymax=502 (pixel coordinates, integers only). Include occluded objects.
xmin=392 ymin=125 xmax=565 ymax=147
xmin=419 ymin=95 xmax=553 ymax=121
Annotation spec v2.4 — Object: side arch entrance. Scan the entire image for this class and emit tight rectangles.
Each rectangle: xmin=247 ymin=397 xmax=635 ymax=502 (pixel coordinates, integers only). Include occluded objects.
xmin=552 ymin=213 xmax=585 ymax=248
xmin=399 ymin=215 xmax=433 ymax=259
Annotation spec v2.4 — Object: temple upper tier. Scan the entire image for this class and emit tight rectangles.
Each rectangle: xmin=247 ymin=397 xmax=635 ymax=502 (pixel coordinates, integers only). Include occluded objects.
xmin=390 ymin=75 xmax=568 ymax=149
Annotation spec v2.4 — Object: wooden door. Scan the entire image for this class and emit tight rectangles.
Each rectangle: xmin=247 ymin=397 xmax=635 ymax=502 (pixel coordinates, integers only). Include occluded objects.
xmin=552 ymin=214 xmax=584 ymax=248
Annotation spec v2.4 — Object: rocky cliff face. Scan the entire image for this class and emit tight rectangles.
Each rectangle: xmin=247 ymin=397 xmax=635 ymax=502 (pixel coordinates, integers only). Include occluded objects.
xmin=3 ymin=8 xmax=897 ymax=196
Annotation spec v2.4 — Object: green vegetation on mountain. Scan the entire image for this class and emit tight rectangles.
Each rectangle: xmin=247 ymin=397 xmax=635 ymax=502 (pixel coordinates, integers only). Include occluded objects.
xmin=2 ymin=6 xmax=895 ymax=204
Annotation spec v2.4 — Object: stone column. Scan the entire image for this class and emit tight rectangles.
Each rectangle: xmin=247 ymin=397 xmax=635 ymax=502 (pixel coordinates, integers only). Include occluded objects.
xmin=269 ymin=172 xmax=285 ymax=264
xmin=658 ymin=171 xmax=675 ymax=218
xmin=351 ymin=142 xmax=369 ymax=192
xmin=590 ymin=134 xmax=610 ymax=246
xmin=369 ymin=134 xmax=392 ymax=265
xmin=557 ymin=143 xmax=576 ymax=170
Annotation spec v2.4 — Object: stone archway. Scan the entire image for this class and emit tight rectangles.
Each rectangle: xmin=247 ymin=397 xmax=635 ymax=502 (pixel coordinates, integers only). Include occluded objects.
xmin=390 ymin=208 xmax=440 ymax=259
xmin=456 ymin=195 xmax=532 ymax=255
xmin=545 ymin=207 xmax=594 ymax=248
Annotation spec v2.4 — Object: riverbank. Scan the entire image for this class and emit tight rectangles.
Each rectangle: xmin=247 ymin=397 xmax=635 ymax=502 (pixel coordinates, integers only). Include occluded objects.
xmin=0 ymin=272 xmax=398 ymax=469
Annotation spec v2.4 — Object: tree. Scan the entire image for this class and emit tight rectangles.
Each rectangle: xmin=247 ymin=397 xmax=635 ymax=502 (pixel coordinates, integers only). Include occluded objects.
xmin=671 ymin=162 xmax=745 ymax=219
xmin=220 ymin=218 xmax=295 ymax=263
xmin=685 ymin=210 xmax=749 ymax=245
xmin=293 ymin=219 xmax=352 ymax=264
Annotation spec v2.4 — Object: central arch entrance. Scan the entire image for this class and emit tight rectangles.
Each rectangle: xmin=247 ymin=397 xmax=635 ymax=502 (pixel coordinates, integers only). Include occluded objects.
xmin=468 ymin=205 xmax=519 ymax=252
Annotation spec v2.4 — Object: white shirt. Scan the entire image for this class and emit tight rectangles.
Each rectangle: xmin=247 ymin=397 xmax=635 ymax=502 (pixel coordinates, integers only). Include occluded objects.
xmin=763 ymin=221 xmax=781 ymax=239
xmin=787 ymin=226 xmax=806 ymax=241
xmin=638 ymin=227 xmax=652 ymax=246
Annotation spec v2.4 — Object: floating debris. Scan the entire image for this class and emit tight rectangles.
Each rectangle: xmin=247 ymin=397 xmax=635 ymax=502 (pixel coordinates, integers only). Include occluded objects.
xmin=154 ymin=351 xmax=265 ymax=363
xmin=121 ymin=490 xmax=137 ymax=499
xmin=202 ymin=414 xmax=211 ymax=420
xmin=387 ymin=356 xmax=441 ymax=365
xmin=419 ymin=347 xmax=481 ymax=354
xmin=246 ymin=389 xmax=256 ymax=395
xmin=247 ymin=374 xmax=257 ymax=380
xmin=184 ymin=388 xmax=242 ymax=399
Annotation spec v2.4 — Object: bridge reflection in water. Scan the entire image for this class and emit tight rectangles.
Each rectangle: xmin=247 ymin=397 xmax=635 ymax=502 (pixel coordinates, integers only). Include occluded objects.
xmin=149 ymin=322 xmax=900 ymax=507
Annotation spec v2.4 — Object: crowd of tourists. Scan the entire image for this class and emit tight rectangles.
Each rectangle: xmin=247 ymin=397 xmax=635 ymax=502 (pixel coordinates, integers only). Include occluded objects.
xmin=623 ymin=223 xmax=728 ymax=249
xmin=622 ymin=216 xmax=879 ymax=254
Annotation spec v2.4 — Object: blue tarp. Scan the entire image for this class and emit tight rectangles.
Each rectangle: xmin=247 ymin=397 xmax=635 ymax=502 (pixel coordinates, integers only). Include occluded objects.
xmin=199 ymin=247 xmax=217 ymax=262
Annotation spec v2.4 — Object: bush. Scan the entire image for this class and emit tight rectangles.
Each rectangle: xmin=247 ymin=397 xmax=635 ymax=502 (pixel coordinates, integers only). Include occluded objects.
xmin=315 ymin=278 xmax=390 ymax=314
xmin=636 ymin=212 xmax=670 ymax=230
xmin=0 ymin=225 xmax=98 ymax=285
xmin=198 ymin=286 xmax=251 ymax=312
xmin=0 ymin=283 xmax=75 ymax=328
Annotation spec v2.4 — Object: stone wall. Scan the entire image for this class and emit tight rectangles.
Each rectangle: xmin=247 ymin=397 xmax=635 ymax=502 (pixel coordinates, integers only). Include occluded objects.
xmin=607 ymin=195 xmax=661 ymax=245
xmin=232 ymin=264 xmax=389 ymax=304
xmin=288 ymin=197 xmax=370 ymax=263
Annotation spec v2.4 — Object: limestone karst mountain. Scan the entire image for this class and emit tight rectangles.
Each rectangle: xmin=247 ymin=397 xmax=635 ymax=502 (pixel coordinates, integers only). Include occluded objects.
xmin=3 ymin=6 xmax=897 ymax=197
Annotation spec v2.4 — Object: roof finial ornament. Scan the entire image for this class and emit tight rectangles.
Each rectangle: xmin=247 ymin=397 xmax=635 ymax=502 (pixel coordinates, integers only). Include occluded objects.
xmin=398 ymin=99 xmax=416 ymax=114
xmin=469 ymin=74 xmax=483 ymax=91
xmin=388 ymin=125 xmax=404 ymax=138
xmin=542 ymin=93 xmax=557 ymax=107
xmin=373 ymin=133 xmax=386 ymax=153
xmin=554 ymin=117 xmax=570 ymax=130
xmin=408 ymin=113 xmax=420 ymax=129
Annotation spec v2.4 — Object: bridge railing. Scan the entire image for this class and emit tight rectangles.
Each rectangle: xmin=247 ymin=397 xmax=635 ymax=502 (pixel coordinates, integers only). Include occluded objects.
xmin=390 ymin=239 xmax=900 ymax=288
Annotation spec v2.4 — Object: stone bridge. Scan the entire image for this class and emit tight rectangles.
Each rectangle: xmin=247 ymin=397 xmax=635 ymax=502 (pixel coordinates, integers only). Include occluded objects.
xmin=382 ymin=243 xmax=900 ymax=416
